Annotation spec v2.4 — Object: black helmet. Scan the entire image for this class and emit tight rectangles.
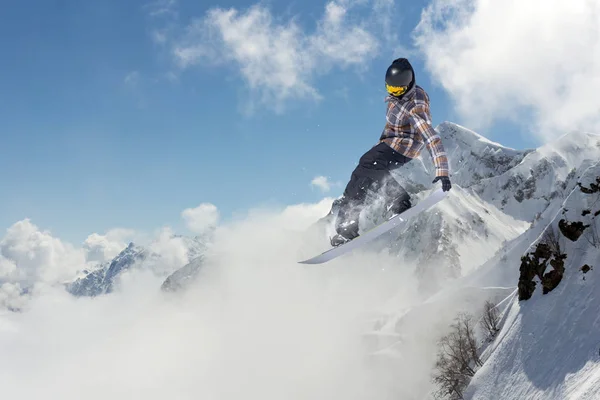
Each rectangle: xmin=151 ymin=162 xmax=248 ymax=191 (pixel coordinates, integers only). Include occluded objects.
xmin=385 ymin=58 xmax=415 ymax=97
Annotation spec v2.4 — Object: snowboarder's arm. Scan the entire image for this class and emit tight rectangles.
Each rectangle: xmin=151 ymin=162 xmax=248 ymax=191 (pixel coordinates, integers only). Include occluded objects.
xmin=408 ymin=104 xmax=449 ymax=177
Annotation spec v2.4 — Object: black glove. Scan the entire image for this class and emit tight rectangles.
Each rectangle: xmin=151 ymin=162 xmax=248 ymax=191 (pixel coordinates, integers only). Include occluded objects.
xmin=432 ymin=176 xmax=452 ymax=192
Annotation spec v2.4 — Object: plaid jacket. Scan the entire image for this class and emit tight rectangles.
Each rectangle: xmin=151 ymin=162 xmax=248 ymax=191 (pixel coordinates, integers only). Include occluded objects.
xmin=379 ymin=85 xmax=450 ymax=177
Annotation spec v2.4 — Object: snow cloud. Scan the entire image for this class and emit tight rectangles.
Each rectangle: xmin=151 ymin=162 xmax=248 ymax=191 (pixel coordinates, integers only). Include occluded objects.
xmin=167 ymin=1 xmax=388 ymax=110
xmin=145 ymin=227 xmax=190 ymax=275
xmin=414 ymin=0 xmax=600 ymax=140
xmin=0 ymin=219 xmax=87 ymax=284
xmin=181 ymin=202 xmax=219 ymax=234
xmin=0 ymin=255 xmax=16 ymax=279
xmin=83 ymin=228 xmax=135 ymax=263
xmin=0 ymin=196 xmax=434 ymax=399
xmin=0 ymin=282 xmax=27 ymax=311
xmin=0 ymin=194 xmax=492 ymax=399
xmin=311 ymin=175 xmax=333 ymax=192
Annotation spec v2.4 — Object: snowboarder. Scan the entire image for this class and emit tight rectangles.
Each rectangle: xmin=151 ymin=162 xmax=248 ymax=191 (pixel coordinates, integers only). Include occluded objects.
xmin=330 ymin=58 xmax=452 ymax=247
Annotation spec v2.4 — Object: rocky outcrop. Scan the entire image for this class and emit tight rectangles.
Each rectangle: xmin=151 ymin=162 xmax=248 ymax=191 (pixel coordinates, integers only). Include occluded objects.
xmin=558 ymin=219 xmax=589 ymax=242
xmin=518 ymin=228 xmax=567 ymax=301
xmin=518 ymin=163 xmax=600 ymax=301
xmin=578 ymin=177 xmax=600 ymax=194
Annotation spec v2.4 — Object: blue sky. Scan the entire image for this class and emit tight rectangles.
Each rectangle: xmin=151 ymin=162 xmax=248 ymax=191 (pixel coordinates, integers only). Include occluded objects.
xmin=3 ymin=0 xmax=594 ymax=244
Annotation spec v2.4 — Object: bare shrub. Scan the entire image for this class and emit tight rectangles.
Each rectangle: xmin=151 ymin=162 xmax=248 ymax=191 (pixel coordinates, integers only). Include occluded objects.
xmin=541 ymin=226 xmax=561 ymax=255
xmin=583 ymin=219 xmax=600 ymax=248
xmin=432 ymin=313 xmax=482 ymax=399
xmin=480 ymin=301 xmax=500 ymax=340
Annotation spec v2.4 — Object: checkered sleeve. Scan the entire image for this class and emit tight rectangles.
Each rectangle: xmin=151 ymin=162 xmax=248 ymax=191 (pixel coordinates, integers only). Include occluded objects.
xmin=408 ymin=104 xmax=449 ymax=177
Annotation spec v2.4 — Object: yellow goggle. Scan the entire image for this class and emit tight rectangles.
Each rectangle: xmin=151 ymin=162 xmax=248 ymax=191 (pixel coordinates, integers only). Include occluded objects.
xmin=386 ymin=84 xmax=408 ymax=96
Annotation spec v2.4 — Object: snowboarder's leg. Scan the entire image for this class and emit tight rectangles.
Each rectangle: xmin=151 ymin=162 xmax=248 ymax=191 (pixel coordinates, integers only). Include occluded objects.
xmin=332 ymin=143 xmax=411 ymax=245
xmin=380 ymin=172 xmax=412 ymax=218
xmin=333 ymin=173 xmax=373 ymax=243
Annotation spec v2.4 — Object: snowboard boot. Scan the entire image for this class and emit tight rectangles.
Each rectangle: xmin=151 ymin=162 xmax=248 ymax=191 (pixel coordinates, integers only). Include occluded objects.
xmin=385 ymin=194 xmax=412 ymax=219
xmin=330 ymin=219 xmax=359 ymax=247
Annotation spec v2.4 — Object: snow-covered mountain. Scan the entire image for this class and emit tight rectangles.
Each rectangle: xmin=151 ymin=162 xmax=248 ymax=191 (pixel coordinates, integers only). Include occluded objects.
xmin=393 ymin=122 xmax=532 ymax=191
xmin=375 ymin=125 xmax=599 ymax=284
xmin=66 ymin=242 xmax=148 ymax=297
xmin=463 ymin=160 xmax=600 ymax=399
xmin=388 ymin=188 xmax=529 ymax=294
xmin=356 ymin=126 xmax=600 ymax=399
xmin=67 ymin=234 xmax=210 ymax=297
xmin=472 ymin=130 xmax=600 ymax=222
xmin=161 ymin=255 xmax=205 ymax=293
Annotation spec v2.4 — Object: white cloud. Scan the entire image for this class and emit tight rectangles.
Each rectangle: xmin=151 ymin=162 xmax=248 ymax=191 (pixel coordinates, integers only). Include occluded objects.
xmin=181 ymin=203 xmax=220 ymax=234
xmin=0 ymin=282 xmax=27 ymax=311
xmin=169 ymin=1 xmax=385 ymax=110
xmin=0 ymin=219 xmax=88 ymax=285
xmin=151 ymin=29 xmax=168 ymax=44
xmin=124 ymin=71 xmax=140 ymax=86
xmin=311 ymin=175 xmax=332 ymax=192
xmin=83 ymin=228 xmax=135 ymax=263
xmin=145 ymin=0 xmax=178 ymax=18
xmin=273 ymin=197 xmax=335 ymax=231
xmin=0 ymin=255 xmax=16 ymax=279
xmin=145 ymin=227 xmax=190 ymax=275
xmin=0 ymin=196 xmax=478 ymax=399
xmin=414 ymin=0 xmax=600 ymax=140
xmin=310 ymin=2 xmax=379 ymax=66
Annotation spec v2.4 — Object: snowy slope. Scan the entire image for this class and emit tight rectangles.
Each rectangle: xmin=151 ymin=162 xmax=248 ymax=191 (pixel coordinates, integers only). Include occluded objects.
xmin=397 ymin=122 xmax=599 ymax=223
xmin=362 ymin=285 xmax=517 ymax=400
xmin=380 ymin=187 xmax=529 ymax=293
xmin=353 ymin=129 xmax=600 ymax=399
xmin=464 ymin=161 xmax=600 ymax=399
xmin=313 ymin=184 xmax=528 ymax=296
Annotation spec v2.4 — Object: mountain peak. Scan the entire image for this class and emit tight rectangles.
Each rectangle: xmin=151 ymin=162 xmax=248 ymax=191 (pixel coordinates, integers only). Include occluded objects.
xmin=436 ymin=121 xmax=518 ymax=151
xmin=393 ymin=122 xmax=531 ymax=191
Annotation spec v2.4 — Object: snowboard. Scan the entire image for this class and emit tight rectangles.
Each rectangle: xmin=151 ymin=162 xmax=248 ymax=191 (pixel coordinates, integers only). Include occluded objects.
xmin=298 ymin=188 xmax=449 ymax=264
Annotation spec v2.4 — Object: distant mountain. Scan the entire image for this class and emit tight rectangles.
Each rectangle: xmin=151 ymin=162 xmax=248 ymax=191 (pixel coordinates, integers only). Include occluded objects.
xmin=66 ymin=243 xmax=148 ymax=297
xmin=161 ymin=256 xmax=205 ymax=293
xmin=67 ymin=234 xmax=210 ymax=297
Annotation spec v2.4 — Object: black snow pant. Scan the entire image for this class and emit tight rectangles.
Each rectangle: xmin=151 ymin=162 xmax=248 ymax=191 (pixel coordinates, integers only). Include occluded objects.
xmin=335 ymin=142 xmax=412 ymax=234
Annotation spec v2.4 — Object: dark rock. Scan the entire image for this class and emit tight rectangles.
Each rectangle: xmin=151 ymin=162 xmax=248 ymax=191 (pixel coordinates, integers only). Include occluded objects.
xmin=518 ymin=239 xmax=567 ymax=301
xmin=581 ymin=264 xmax=591 ymax=274
xmin=578 ymin=177 xmax=600 ymax=194
xmin=558 ymin=219 xmax=590 ymax=242
xmin=541 ymin=256 xmax=566 ymax=294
